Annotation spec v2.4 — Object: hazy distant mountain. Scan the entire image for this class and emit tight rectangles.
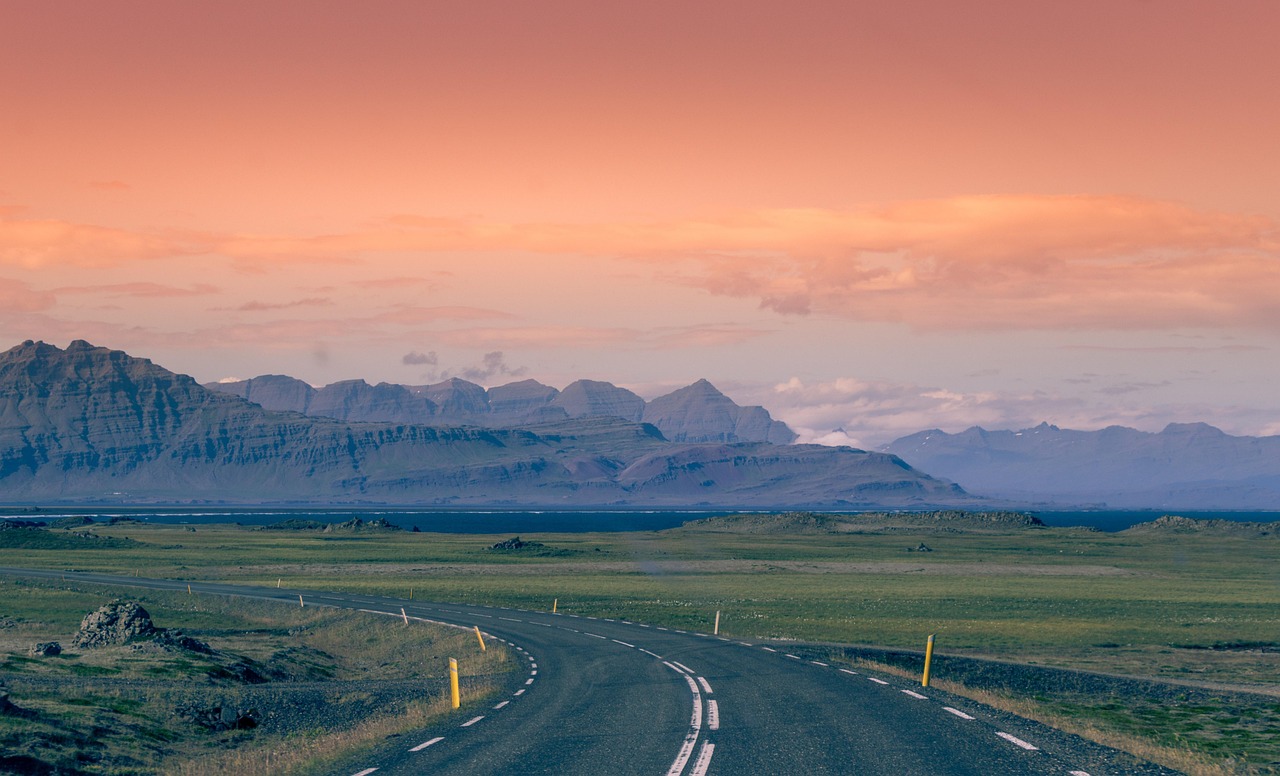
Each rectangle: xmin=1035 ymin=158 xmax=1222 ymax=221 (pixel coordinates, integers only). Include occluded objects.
xmin=1 ymin=340 xmax=966 ymax=507
xmin=207 ymin=373 xmax=796 ymax=445
xmin=643 ymin=379 xmax=796 ymax=444
xmin=883 ymin=422 xmax=1280 ymax=509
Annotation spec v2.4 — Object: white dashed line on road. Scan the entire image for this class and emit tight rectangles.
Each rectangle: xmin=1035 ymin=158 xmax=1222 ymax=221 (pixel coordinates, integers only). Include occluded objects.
xmin=697 ymin=676 xmax=713 ymax=694
xmin=493 ymin=701 xmax=509 ymax=709
xmin=868 ymin=677 xmax=889 ymax=685
xmin=943 ymin=707 xmax=976 ymax=720
xmin=901 ymin=690 xmax=928 ymax=699
xmin=761 ymin=646 xmax=777 ymax=652
xmin=811 ymin=661 xmax=829 ymax=667
xmin=612 ymin=639 xmax=635 ymax=648
xmin=461 ymin=716 xmax=484 ymax=727
xmin=353 ymin=769 xmax=378 ymax=775
xmin=525 ymin=678 xmax=535 ymax=685
xmin=996 ymin=732 xmax=1039 ymax=751
xmin=839 ymin=668 xmax=858 ymax=675
xmin=707 ymin=699 xmax=720 ymax=731
xmin=409 ymin=737 xmax=444 ymax=752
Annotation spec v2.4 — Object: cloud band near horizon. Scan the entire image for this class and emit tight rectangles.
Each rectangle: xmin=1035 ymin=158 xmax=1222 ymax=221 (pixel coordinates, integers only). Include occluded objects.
xmin=3 ymin=194 xmax=1276 ymax=334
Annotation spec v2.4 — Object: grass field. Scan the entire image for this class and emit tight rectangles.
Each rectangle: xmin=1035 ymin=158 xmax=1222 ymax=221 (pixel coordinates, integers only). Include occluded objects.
xmin=4 ymin=514 xmax=1279 ymax=774
xmin=0 ymin=574 xmax=511 ymax=774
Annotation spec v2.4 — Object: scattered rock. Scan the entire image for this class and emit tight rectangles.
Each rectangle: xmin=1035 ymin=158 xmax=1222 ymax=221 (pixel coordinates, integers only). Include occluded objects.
xmin=323 ymin=517 xmax=401 ymax=532
xmin=907 ymin=543 xmax=933 ymax=552
xmin=28 ymin=642 xmax=61 ymax=657
xmin=72 ymin=601 xmax=212 ymax=653
xmin=73 ymin=601 xmax=158 ymax=648
xmin=0 ymin=519 xmax=47 ymax=530
xmin=50 ymin=515 xmax=95 ymax=529
xmin=176 ymin=702 xmax=260 ymax=731
xmin=489 ymin=536 xmax=545 ymax=551
xmin=1124 ymin=514 xmax=1275 ymax=537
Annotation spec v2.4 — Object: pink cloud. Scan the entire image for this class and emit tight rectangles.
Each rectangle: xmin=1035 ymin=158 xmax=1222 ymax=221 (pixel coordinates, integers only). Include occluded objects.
xmin=229 ymin=297 xmax=334 ymax=312
xmin=0 ymin=278 xmax=56 ymax=313
xmin=0 ymin=215 xmax=210 ymax=268
xmin=55 ymin=282 xmax=219 ymax=298
xmin=6 ymin=195 xmax=1276 ymax=331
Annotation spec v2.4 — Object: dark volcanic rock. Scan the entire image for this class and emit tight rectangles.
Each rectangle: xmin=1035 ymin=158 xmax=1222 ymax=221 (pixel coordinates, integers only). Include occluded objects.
xmin=73 ymin=601 xmax=158 ymax=648
xmin=28 ymin=642 xmax=61 ymax=657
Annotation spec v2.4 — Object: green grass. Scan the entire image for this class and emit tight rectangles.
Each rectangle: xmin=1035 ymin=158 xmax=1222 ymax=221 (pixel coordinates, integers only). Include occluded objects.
xmin=0 ymin=576 xmax=513 ymax=774
xmin=5 ymin=516 xmax=1280 ymax=773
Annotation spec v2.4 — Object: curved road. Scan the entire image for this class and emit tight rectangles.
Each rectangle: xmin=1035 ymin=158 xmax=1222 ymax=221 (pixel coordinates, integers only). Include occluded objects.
xmin=2 ymin=568 xmax=1176 ymax=776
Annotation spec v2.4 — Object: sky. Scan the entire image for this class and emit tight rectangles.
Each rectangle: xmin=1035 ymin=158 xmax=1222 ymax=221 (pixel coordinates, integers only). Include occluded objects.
xmin=3 ymin=1 xmax=1279 ymax=446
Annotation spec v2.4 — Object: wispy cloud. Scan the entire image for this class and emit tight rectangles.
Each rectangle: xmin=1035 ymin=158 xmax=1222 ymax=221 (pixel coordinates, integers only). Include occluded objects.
xmin=6 ymin=195 xmax=1277 ymax=331
xmin=227 ymin=297 xmax=333 ymax=312
xmin=55 ymin=282 xmax=219 ymax=298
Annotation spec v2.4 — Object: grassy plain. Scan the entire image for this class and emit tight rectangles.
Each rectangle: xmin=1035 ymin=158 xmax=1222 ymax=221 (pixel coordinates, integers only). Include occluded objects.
xmin=0 ymin=575 xmax=511 ymax=774
xmin=5 ymin=515 xmax=1280 ymax=773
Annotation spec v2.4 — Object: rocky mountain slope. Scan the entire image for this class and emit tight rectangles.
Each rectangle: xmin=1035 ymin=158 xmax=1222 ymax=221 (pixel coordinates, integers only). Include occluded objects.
xmin=0 ymin=340 xmax=965 ymax=507
xmin=207 ymin=373 xmax=796 ymax=445
xmin=883 ymin=422 xmax=1280 ymax=509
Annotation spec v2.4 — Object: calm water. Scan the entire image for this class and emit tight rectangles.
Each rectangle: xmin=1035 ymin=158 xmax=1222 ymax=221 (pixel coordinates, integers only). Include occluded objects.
xmin=4 ymin=507 xmax=1280 ymax=533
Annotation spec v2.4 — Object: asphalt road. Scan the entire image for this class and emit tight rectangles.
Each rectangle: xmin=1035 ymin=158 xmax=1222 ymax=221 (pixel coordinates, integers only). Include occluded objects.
xmin=2 ymin=568 xmax=1178 ymax=776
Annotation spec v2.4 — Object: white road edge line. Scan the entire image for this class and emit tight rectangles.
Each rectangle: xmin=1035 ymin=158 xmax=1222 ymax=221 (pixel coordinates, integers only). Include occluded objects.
xmin=996 ymin=731 xmax=1039 ymax=751
xmin=408 ymin=737 xmax=444 ymax=752
xmin=707 ymin=699 xmax=720 ymax=731
xmin=943 ymin=706 xmax=976 ymax=720
xmin=697 ymin=676 xmax=713 ymax=693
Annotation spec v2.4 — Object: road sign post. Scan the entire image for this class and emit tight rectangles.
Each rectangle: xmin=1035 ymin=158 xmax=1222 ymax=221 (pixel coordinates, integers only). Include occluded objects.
xmin=922 ymin=634 xmax=935 ymax=687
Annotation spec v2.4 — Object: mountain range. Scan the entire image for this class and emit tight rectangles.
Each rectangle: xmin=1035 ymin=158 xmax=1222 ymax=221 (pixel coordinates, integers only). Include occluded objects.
xmin=204 ymin=374 xmax=797 ymax=445
xmin=0 ymin=340 xmax=967 ymax=507
xmin=883 ymin=422 xmax=1280 ymax=509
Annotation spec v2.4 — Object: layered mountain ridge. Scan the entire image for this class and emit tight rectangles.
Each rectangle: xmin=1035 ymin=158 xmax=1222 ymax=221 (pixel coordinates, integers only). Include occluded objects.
xmin=0 ymin=340 xmax=967 ymax=507
xmin=883 ymin=422 xmax=1280 ymax=509
xmin=206 ymin=373 xmax=797 ymax=445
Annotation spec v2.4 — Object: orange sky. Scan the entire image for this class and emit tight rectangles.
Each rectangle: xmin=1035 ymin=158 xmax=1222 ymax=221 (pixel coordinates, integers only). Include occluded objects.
xmin=2 ymin=1 xmax=1278 ymax=443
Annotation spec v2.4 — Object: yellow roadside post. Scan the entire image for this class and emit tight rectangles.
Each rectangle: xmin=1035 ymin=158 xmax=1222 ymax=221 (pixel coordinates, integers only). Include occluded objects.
xmin=922 ymin=634 xmax=936 ymax=687
xmin=449 ymin=658 xmax=460 ymax=709
xmin=714 ymin=610 xmax=721 ymax=635
xmin=552 ymin=598 xmax=558 ymax=614
xmin=474 ymin=626 xmax=486 ymax=651
xmin=187 ymin=584 xmax=192 ymax=595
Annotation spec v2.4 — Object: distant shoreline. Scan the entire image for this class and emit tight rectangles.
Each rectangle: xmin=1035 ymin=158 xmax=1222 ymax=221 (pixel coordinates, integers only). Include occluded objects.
xmin=4 ymin=506 xmax=1279 ymax=533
